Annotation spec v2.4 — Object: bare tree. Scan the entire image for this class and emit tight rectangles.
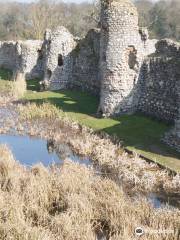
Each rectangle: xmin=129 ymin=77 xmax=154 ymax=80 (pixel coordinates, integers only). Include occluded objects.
xmin=29 ymin=0 xmax=59 ymax=39
xmin=0 ymin=0 xmax=180 ymax=41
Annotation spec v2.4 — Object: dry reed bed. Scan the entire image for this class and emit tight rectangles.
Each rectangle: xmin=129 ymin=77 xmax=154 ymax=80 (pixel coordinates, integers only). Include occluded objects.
xmin=0 ymin=77 xmax=26 ymax=107
xmin=0 ymin=94 xmax=15 ymax=107
xmin=14 ymin=103 xmax=180 ymax=195
xmin=0 ymin=145 xmax=179 ymax=240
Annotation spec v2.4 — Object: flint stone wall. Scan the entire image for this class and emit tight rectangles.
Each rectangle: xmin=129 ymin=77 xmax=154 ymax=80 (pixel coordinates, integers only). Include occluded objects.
xmin=164 ymin=116 xmax=180 ymax=152
xmin=0 ymin=40 xmax=44 ymax=80
xmin=138 ymin=39 xmax=180 ymax=122
xmin=98 ymin=0 xmax=156 ymax=116
xmin=0 ymin=41 xmax=17 ymax=70
xmin=43 ymin=26 xmax=76 ymax=90
xmin=43 ymin=27 xmax=101 ymax=94
xmin=72 ymin=28 xmax=101 ymax=95
xmin=17 ymin=40 xmax=44 ymax=80
xmin=161 ymin=40 xmax=180 ymax=151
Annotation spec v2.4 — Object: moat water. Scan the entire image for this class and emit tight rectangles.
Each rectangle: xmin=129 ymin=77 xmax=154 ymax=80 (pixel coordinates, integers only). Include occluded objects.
xmin=0 ymin=134 xmax=91 ymax=167
xmin=0 ymin=133 xmax=179 ymax=210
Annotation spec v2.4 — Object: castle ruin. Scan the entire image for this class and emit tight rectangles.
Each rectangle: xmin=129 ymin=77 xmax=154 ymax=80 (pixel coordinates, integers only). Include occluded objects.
xmin=98 ymin=0 xmax=155 ymax=116
xmin=0 ymin=0 xmax=179 ymax=152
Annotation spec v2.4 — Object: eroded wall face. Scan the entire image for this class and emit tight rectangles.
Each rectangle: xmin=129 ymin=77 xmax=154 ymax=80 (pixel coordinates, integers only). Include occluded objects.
xmin=164 ymin=114 xmax=180 ymax=152
xmin=17 ymin=40 xmax=44 ymax=80
xmin=43 ymin=27 xmax=101 ymax=95
xmin=98 ymin=0 xmax=154 ymax=116
xmin=0 ymin=42 xmax=17 ymax=71
xmin=138 ymin=57 xmax=180 ymax=122
xmin=43 ymin=27 xmax=76 ymax=90
xmin=72 ymin=29 xmax=101 ymax=95
xmin=160 ymin=40 xmax=180 ymax=151
xmin=0 ymin=40 xmax=44 ymax=80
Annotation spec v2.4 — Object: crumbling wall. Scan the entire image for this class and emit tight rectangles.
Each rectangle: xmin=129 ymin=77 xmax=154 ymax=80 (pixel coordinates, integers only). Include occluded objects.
xmin=162 ymin=40 xmax=180 ymax=152
xmin=42 ymin=27 xmax=101 ymax=94
xmin=43 ymin=26 xmax=76 ymax=90
xmin=138 ymin=39 xmax=180 ymax=122
xmin=0 ymin=41 xmax=17 ymax=71
xmin=0 ymin=40 xmax=44 ymax=80
xmin=98 ymin=0 xmax=156 ymax=116
xmin=72 ymin=28 xmax=101 ymax=95
xmin=16 ymin=40 xmax=44 ymax=80
xmin=164 ymin=112 xmax=180 ymax=152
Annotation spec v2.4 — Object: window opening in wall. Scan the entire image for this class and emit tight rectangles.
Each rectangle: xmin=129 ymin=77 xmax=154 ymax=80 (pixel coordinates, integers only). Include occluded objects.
xmin=58 ymin=54 xmax=63 ymax=66
xmin=37 ymin=49 xmax=43 ymax=59
xmin=127 ymin=45 xmax=137 ymax=70
xmin=47 ymin=69 xmax=52 ymax=80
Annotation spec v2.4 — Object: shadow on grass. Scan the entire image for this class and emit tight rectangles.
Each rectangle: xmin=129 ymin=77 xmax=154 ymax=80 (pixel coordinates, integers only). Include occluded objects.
xmin=26 ymin=90 xmax=99 ymax=116
xmin=102 ymin=118 xmax=180 ymax=170
xmin=26 ymin=79 xmax=98 ymax=115
xmin=0 ymin=68 xmax=13 ymax=80
xmin=25 ymin=81 xmax=180 ymax=172
xmin=26 ymin=79 xmax=41 ymax=92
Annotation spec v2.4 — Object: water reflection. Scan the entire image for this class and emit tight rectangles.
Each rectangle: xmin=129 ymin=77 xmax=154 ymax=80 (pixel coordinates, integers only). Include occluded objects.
xmin=148 ymin=192 xmax=180 ymax=209
xmin=47 ymin=139 xmax=92 ymax=166
xmin=0 ymin=134 xmax=179 ymax=210
xmin=0 ymin=134 xmax=91 ymax=167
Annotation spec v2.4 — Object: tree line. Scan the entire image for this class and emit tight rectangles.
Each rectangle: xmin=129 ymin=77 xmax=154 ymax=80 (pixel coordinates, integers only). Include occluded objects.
xmin=0 ymin=0 xmax=179 ymax=41
xmin=0 ymin=0 xmax=96 ymax=40
xmin=136 ymin=0 xmax=180 ymax=41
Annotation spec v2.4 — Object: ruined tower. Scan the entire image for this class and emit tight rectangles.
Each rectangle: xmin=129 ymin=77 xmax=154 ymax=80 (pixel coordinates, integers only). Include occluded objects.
xmin=43 ymin=26 xmax=76 ymax=90
xmin=98 ymin=0 xmax=149 ymax=116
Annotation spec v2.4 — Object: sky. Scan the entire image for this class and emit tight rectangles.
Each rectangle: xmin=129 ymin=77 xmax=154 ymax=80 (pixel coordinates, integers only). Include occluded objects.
xmin=5 ymin=0 xmax=162 ymax=2
xmin=3 ymin=0 xmax=159 ymax=3
xmin=5 ymin=0 xmax=93 ymax=2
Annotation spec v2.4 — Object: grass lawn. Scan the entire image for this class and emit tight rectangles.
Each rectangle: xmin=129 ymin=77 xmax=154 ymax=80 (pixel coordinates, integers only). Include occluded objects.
xmin=0 ymin=79 xmax=12 ymax=92
xmin=0 ymin=69 xmax=13 ymax=93
xmin=0 ymin=68 xmax=12 ymax=81
xmin=24 ymin=79 xmax=180 ymax=173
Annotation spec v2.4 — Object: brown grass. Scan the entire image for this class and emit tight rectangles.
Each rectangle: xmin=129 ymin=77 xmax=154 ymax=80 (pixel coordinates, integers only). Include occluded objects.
xmin=16 ymin=103 xmax=180 ymax=194
xmin=0 ymin=145 xmax=179 ymax=240
xmin=13 ymin=73 xmax=27 ymax=98
xmin=0 ymin=74 xmax=26 ymax=106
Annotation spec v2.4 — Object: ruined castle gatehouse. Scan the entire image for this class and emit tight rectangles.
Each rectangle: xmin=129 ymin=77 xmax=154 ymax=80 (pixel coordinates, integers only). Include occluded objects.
xmin=0 ymin=0 xmax=179 ymax=152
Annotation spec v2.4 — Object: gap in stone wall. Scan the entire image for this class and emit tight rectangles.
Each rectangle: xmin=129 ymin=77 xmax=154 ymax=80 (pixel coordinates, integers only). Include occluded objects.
xmin=127 ymin=45 xmax=137 ymax=70
xmin=58 ymin=54 xmax=63 ymax=67
xmin=47 ymin=69 xmax=52 ymax=80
